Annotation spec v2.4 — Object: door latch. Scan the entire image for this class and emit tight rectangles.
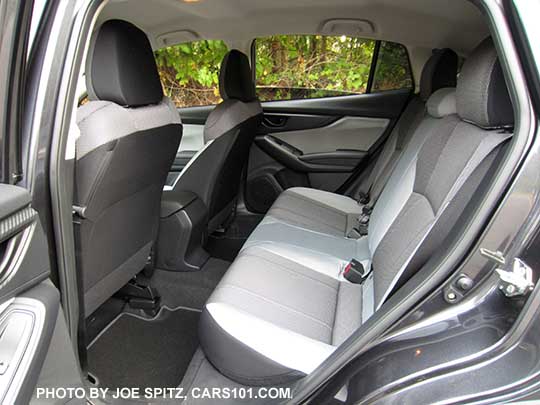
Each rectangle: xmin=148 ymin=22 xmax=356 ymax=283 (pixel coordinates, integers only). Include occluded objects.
xmin=496 ymin=258 xmax=534 ymax=298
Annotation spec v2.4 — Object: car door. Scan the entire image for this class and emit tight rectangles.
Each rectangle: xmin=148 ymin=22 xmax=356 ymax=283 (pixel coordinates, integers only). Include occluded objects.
xmin=0 ymin=1 xmax=83 ymax=403
xmin=244 ymin=36 xmax=414 ymax=213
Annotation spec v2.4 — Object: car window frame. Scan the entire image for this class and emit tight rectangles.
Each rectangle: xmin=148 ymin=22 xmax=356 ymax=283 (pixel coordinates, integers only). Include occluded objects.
xmin=250 ymin=35 xmax=414 ymax=102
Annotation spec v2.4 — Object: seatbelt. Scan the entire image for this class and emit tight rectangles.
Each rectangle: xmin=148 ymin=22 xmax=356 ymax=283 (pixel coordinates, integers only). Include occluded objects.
xmin=376 ymin=130 xmax=513 ymax=309
xmin=351 ymin=105 xmax=428 ymax=237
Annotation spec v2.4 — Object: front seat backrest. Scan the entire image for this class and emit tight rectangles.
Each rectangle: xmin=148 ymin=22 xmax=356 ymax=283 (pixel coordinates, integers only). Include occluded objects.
xmin=75 ymin=20 xmax=182 ymax=316
xmin=173 ymin=50 xmax=263 ymax=232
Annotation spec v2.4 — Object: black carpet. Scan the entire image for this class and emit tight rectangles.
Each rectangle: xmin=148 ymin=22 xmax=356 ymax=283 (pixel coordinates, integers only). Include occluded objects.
xmin=87 ymin=307 xmax=200 ymax=390
xmin=150 ymin=258 xmax=230 ymax=310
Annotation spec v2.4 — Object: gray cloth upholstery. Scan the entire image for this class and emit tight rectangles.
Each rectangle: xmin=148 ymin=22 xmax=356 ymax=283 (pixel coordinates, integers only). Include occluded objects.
xmin=456 ymin=37 xmax=514 ymax=129
xmin=76 ymin=20 xmax=182 ymax=315
xmin=199 ymin=39 xmax=515 ymax=385
xmin=204 ymin=100 xmax=262 ymax=142
xmin=170 ymin=50 xmax=262 ymax=232
xmin=263 ymin=187 xmax=362 ymax=237
xmin=426 ymin=88 xmax=457 ymax=118
xmin=88 ymin=20 xmax=163 ymax=107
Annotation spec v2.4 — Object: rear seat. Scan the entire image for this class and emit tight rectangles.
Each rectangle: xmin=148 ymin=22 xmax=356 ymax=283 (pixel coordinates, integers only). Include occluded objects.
xmin=199 ymin=38 xmax=514 ymax=386
xmin=254 ymin=48 xmax=458 ymax=240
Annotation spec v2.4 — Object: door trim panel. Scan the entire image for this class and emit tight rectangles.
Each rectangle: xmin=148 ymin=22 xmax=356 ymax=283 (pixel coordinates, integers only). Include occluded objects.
xmin=256 ymin=135 xmax=366 ymax=173
xmin=271 ymin=116 xmax=389 ymax=154
xmin=0 ymin=297 xmax=47 ymax=404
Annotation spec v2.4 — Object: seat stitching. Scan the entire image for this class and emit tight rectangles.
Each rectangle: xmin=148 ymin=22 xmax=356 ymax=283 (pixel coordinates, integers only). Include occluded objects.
xmin=215 ymin=284 xmax=334 ymax=331
xmin=268 ymin=206 xmax=345 ymax=233
xmin=278 ymin=191 xmax=357 ymax=217
xmin=239 ymin=251 xmax=338 ymax=290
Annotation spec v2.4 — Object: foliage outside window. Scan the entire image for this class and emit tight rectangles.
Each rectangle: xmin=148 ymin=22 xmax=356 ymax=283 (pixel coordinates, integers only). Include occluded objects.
xmin=254 ymin=35 xmax=412 ymax=102
xmin=154 ymin=40 xmax=228 ymax=108
xmin=255 ymin=35 xmax=375 ymax=102
xmin=371 ymin=41 xmax=413 ymax=92
xmin=153 ymin=37 xmax=412 ymax=107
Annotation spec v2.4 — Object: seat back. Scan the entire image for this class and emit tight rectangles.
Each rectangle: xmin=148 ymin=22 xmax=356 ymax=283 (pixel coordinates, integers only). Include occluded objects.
xmin=75 ymin=20 xmax=182 ymax=315
xmin=173 ymin=50 xmax=262 ymax=231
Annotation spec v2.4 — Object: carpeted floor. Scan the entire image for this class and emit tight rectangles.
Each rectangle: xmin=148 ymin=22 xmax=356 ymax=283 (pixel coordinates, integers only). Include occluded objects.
xmin=150 ymin=257 xmax=230 ymax=310
xmin=87 ymin=307 xmax=200 ymax=390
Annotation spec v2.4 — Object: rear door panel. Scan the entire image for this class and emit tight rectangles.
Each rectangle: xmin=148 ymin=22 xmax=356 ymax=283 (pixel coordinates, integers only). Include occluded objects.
xmin=245 ymin=89 xmax=410 ymax=213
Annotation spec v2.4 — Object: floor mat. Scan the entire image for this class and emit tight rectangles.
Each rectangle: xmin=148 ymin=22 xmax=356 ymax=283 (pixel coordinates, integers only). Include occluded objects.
xmin=87 ymin=307 xmax=200 ymax=390
xmin=150 ymin=258 xmax=230 ymax=310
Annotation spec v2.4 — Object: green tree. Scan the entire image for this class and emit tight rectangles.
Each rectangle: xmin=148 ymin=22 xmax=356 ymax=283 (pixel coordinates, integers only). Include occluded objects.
xmin=154 ymin=36 xmax=411 ymax=107
xmin=155 ymin=40 xmax=228 ymax=106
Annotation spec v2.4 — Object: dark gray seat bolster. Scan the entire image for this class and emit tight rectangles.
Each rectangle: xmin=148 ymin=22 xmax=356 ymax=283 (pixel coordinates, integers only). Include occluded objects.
xmin=199 ymin=308 xmax=305 ymax=386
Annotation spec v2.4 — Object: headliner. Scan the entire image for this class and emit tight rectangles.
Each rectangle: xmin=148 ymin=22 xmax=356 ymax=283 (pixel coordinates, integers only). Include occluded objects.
xmin=99 ymin=0 xmax=488 ymax=55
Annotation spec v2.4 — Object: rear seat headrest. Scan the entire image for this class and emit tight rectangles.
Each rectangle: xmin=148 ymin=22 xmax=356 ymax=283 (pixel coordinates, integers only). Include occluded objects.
xmin=427 ymin=88 xmax=456 ymax=118
xmin=420 ymin=48 xmax=458 ymax=101
xmin=219 ymin=50 xmax=257 ymax=102
xmin=87 ymin=20 xmax=163 ymax=107
xmin=456 ymin=37 xmax=514 ymax=129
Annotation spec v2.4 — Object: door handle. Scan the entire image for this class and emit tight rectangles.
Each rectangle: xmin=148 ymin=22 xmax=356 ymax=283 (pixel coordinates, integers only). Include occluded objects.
xmin=263 ymin=116 xmax=287 ymax=128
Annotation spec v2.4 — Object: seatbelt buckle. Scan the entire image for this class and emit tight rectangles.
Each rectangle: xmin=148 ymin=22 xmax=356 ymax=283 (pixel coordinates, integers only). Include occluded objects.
xmin=343 ymin=259 xmax=371 ymax=284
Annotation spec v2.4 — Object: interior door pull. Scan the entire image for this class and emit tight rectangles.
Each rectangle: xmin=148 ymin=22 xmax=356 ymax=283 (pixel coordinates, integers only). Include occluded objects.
xmin=263 ymin=116 xmax=287 ymax=128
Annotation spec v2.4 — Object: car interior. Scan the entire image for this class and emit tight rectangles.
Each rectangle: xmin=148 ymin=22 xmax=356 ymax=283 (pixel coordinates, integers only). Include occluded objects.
xmin=57 ymin=0 xmax=519 ymax=400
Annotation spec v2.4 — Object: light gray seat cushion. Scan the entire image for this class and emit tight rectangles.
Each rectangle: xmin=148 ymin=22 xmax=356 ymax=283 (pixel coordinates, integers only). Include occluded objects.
xmin=199 ymin=243 xmax=364 ymax=385
xmin=262 ymin=187 xmax=362 ymax=237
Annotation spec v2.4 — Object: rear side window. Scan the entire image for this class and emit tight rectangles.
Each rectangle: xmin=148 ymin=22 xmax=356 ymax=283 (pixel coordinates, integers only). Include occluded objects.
xmin=371 ymin=41 xmax=413 ymax=92
xmin=253 ymin=35 xmax=412 ymax=102
xmin=154 ymin=40 xmax=229 ymax=108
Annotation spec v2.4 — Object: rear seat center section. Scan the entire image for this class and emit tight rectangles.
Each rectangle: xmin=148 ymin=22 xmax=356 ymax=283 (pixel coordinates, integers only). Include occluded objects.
xmin=198 ymin=38 xmax=514 ymax=386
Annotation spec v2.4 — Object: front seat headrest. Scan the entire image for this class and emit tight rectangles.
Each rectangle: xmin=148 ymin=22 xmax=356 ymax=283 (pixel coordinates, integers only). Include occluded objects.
xmin=88 ymin=19 xmax=163 ymax=107
xmin=419 ymin=48 xmax=458 ymax=101
xmin=219 ymin=50 xmax=257 ymax=102
xmin=456 ymin=37 xmax=514 ymax=129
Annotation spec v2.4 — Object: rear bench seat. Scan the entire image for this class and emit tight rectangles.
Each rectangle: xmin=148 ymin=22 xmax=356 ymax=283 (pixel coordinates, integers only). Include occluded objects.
xmin=253 ymin=48 xmax=458 ymax=240
xmin=199 ymin=38 xmax=514 ymax=386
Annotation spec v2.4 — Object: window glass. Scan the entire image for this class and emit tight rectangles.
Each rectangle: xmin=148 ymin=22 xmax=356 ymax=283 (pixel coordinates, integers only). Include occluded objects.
xmin=371 ymin=41 xmax=413 ymax=92
xmin=154 ymin=40 xmax=229 ymax=107
xmin=254 ymin=35 xmax=376 ymax=101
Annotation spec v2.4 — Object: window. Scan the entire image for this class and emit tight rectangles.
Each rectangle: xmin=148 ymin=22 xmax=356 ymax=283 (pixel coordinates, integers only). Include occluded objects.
xmin=371 ymin=41 xmax=413 ymax=92
xmin=253 ymin=35 xmax=412 ymax=102
xmin=154 ymin=40 xmax=229 ymax=108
